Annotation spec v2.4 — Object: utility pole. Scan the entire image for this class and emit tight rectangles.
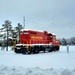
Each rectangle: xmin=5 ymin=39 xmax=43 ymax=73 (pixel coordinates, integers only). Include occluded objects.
xmin=23 ymin=16 xmax=25 ymax=29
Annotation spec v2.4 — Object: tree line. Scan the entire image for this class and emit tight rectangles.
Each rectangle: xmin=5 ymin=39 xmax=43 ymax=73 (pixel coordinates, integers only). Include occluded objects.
xmin=58 ymin=37 xmax=75 ymax=45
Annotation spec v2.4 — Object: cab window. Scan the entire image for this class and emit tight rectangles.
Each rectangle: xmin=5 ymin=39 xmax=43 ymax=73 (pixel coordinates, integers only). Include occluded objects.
xmin=23 ymin=31 xmax=28 ymax=34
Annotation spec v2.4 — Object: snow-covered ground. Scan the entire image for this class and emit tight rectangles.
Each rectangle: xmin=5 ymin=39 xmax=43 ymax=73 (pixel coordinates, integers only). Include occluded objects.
xmin=0 ymin=46 xmax=75 ymax=75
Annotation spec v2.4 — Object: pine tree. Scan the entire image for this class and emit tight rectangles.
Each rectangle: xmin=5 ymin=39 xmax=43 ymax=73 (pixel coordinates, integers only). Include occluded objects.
xmin=2 ymin=20 xmax=12 ymax=51
xmin=15 ymin=23 xmax=23 ymax=43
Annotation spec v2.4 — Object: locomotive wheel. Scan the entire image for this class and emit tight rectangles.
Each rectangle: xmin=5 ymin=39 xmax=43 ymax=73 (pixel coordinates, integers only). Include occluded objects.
xmin=33 ymin=49 xmax=39 ymax=54
xmin=43 ymin=47 xmax=45 ymax=53
xmin=56 ymin=46 xmax=59 ymax=51
xmin=14 ymin=49 xmax=20 ymax=53
xmin=27 ymin=51 xmax=31 ymax=54
xmin=21 ymin=47 xmax=27 ymax=54
xmin=22 ymin=49 xmax=26 ymax=54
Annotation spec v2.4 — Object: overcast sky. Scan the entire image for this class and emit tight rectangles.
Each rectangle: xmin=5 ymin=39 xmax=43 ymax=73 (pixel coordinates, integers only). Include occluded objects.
xmin=0 ymin=0 xmax=75 ymax=39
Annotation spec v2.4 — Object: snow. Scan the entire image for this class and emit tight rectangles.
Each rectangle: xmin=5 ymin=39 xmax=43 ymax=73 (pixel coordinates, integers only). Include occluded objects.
xmin=0 ymin=46 xmax=75 ymax=75
xmin=21 ymin=29 xmax=44 ymax=32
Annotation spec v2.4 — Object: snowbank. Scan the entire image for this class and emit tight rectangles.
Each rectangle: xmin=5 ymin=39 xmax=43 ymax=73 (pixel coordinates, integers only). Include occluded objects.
xmin=0 ymin=65 xmax=75 ymax=75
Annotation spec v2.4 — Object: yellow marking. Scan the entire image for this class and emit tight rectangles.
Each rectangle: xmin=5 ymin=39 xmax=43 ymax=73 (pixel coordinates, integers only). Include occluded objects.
xmin=31 ymin=36 xmax=42 ymax=39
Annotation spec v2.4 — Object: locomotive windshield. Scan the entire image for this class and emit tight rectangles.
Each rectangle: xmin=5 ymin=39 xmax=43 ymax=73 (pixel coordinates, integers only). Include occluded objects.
xmin=23 ymin=31 xmax=28 ymax=34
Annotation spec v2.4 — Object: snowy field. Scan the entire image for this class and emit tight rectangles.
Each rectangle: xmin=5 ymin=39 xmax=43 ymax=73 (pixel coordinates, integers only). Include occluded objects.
xmin=0 ymin=46 xmax=75 ymax=75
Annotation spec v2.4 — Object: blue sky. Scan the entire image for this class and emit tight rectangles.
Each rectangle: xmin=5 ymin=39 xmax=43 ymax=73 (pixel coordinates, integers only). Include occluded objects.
xmin=0 ymin=0 xmax=75 ymax=39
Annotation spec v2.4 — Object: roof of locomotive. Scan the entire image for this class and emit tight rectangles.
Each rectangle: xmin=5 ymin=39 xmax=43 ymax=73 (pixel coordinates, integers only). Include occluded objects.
xmin=20 ymin=29 xmax=56 ymax=35
xmin=21 ymin=29 xmax=44 ymax=32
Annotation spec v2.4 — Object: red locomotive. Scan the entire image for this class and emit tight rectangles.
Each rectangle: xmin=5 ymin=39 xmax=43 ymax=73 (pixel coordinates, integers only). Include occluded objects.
xmin=14 ymin=29 xmax=60 ymax=54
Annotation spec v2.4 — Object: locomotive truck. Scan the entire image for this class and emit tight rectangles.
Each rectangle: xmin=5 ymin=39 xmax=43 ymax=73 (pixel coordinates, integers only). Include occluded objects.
xmin=14 ymin=29 xmax=60 ymax=54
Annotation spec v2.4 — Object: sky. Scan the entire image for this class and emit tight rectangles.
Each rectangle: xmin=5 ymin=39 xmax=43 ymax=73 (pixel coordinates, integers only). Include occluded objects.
xmin=0 ymin=0 xmax=75 ymax=39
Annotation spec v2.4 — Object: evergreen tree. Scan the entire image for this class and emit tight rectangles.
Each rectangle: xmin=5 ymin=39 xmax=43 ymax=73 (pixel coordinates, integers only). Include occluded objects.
xmin=70 ymin=37 xmax=75 ymax=45
xmin=61 ymin=38 xmax=67 ymax=45
xmin=15 ymin=23 xmax=23 ymax=43
xmin=2 ymin=20 xmax=12 ymax=51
